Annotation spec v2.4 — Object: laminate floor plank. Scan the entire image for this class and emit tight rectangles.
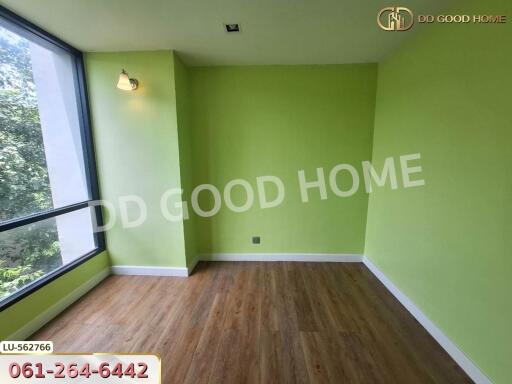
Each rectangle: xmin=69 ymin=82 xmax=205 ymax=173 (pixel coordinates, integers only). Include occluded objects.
xmin=31 ymin=261 xmax=472 ymax=384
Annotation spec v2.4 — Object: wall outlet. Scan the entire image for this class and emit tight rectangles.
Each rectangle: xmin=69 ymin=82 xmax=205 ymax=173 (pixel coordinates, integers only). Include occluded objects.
xmin=252 ymin=236 xmax=261 ymax=244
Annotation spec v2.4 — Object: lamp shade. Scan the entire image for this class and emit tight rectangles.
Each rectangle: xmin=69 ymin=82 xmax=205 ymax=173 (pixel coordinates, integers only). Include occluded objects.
xmin=117 ymin=70 xmax=137 ymax=91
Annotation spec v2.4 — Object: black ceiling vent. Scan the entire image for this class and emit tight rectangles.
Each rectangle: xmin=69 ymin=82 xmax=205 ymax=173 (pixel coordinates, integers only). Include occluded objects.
xmin=225 ymin=23 xmax=240 ymax=33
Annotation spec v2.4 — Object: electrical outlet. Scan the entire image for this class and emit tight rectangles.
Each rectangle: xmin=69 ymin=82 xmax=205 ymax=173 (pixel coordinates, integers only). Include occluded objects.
xmin=252 ymin=236 xmax=261 ymax=244
xmin=225 ymin=23 xmax=241 ymax=33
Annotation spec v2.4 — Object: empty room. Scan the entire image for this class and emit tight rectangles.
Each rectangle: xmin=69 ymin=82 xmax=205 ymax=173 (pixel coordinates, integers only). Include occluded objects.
xmin=0 ymin=0 xmax=510 ymax=383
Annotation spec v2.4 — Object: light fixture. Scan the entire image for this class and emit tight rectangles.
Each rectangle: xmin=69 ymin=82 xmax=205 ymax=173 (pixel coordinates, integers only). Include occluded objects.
xmin=117 ymin=69 xmax=138 ymax=91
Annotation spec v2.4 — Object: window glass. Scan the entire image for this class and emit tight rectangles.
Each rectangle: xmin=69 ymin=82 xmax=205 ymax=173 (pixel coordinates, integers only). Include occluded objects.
xmin=0 ymin=207 xmax=96 ymax=301
xmin=0 ymin=14 xmax=101 ymax=306
xmin=0 ymin=23 xmax=89 ymax=223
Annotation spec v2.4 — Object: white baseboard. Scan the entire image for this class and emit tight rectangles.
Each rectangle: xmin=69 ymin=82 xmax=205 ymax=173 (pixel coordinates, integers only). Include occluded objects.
xmin=111 ymin=265 xmax=189 ymax=277
xmin=200 ymin=253 xmax=363 ymax=263
xmin=6 ymin=268 xmax=111 ymax=341
xmin=362 ymin=256 xmax=491 ymax=384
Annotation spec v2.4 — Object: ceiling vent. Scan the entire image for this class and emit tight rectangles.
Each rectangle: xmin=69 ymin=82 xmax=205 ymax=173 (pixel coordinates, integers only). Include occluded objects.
xmin=224 ymin=23 xmax=240 ymax=33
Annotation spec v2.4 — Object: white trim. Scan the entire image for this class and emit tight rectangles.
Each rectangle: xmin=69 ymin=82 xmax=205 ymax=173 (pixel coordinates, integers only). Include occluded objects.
xmin=200 ymin=253 xmax=363 ymax=262
xmin=362 ymin=256 xmax=492 ymax=384
xmin=111 ymin=265 xmax=189 ymax=277
xmin=6 ymin=268 xmax=110 ymax=341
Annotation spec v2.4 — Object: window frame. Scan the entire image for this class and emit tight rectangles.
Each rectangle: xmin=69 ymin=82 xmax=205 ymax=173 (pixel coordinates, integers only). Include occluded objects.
xmin=0 ymin=5 xmax=106 ymax=311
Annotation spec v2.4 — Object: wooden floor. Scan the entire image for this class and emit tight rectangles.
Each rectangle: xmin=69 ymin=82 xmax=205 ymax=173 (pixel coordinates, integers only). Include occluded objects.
xmin=32 ymin=262 xmax=471 ymax=383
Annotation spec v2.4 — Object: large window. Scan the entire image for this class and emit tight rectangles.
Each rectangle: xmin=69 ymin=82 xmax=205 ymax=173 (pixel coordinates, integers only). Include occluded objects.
xmin=0 ymin=7 xmax=104 ymax=308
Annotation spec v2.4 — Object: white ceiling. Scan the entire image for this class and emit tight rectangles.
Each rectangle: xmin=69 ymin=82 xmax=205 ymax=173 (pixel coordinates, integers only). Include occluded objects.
xmin=0 ymin=0 xmax=453 ymax=66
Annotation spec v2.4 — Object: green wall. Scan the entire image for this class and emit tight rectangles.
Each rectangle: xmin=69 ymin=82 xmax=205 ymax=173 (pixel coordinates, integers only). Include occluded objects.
xmin=0 ymin=251 xmax=109 ymax=340
xmin=189 ymin=65 xmax=377 ymax=254
xmin=174 ymin=54 xmax=198 ymax=267
xmin=85 ymin=58 xmax=378 ymax=259
xmin=86 ymin=51 xmax=188 ymax=268
xmin=365 ymin=1 xmax=512 ymax=382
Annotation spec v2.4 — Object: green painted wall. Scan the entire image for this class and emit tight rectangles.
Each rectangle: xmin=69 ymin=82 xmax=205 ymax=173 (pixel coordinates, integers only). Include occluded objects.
xmin=0 ymin=251 xmax=109 ymax=340
xmin=364 ymin=1 xmax=512 ymax=382
xmin=189 ymin=65 xmax=377 ymax=254
xmin=86 ymin=51 xmax=187 ymax=268
xmin=174 ymin=54 xmax=198 ymax=266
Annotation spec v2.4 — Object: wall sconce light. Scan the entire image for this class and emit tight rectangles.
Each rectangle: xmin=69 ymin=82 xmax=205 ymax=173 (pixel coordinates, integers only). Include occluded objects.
xmin=117 ymin=69 xmax=138 ymax=91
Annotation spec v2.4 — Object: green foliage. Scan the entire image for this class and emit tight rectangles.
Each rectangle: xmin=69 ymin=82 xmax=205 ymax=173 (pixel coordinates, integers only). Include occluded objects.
xmin=0 ymin=26 xmax=61 ymax=300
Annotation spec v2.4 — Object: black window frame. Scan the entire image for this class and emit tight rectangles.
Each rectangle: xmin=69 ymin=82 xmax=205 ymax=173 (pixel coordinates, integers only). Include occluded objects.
xmin=0 ymin=5 xmax=105 ymax=311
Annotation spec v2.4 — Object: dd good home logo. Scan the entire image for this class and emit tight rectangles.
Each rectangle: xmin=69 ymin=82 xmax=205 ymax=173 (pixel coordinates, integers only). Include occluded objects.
xmin=377 ymin=7 xmax=414 ymax=31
